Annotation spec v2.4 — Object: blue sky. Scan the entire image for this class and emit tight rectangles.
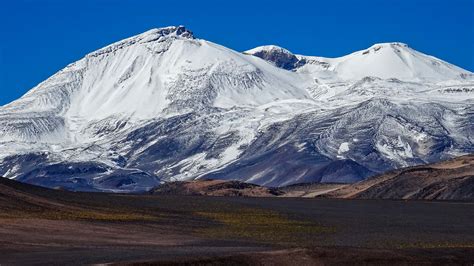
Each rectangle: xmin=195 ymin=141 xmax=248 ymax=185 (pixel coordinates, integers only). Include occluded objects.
xmin=1 ymin=0 xmax=473 ymax=105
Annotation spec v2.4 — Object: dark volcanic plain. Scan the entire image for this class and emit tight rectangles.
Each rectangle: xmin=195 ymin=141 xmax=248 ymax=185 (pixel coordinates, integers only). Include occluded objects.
xmin=1 ymin=177 xmax=474 ymax=265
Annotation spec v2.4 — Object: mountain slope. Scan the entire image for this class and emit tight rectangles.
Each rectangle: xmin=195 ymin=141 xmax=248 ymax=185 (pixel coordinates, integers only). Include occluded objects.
xmin=323 ymin=154 xmax=474 ymax=200
xmin=0 ymin=26 xmax=473 ymax=192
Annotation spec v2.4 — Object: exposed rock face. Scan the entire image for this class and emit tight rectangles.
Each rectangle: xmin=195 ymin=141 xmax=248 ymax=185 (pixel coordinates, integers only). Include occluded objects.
xmin=244 ymin=45 xmax=301 ymax=70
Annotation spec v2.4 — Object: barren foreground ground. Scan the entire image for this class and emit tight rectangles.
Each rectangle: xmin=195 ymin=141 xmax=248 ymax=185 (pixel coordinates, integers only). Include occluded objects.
xmin=1 ymin=178 xmax=473 ymax=265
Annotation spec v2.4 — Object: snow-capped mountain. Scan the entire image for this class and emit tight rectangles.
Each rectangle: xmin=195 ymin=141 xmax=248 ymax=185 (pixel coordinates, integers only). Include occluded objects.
xmin=245 ymin=43 xmax=472 ymax=81
xmin=0 ymin=26 xmax=473 ymax=192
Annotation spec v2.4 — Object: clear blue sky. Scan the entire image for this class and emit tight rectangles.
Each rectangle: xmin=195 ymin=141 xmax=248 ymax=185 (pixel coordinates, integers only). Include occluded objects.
xmin=1 ymin=0 xmax=473 ymax=106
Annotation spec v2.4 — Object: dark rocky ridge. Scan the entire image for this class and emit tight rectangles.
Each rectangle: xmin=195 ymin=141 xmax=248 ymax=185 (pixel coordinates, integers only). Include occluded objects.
xmin=151 ymin=179 xmax=284 ymax=197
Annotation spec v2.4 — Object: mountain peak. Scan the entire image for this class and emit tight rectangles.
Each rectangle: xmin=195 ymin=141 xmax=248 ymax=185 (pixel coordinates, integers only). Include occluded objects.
xmin=245 ymin=45 xmax=294 ymax=55
xmin=88 ymin=25 xmax=194 ymax=58
xmin=245 ymin=41 xmax=471 ymax=81
xmin=244 ymin=45 xmax=299 ymax=70
xmin=360 ymin=42 xmax=410 ymax=55
xmin=369 ymin=42 xmax=409 ymax=48
xmin=338 ymin=41 xmax=473 ymax=81
xmin=143 ymin=25 xmax=194 ymax=39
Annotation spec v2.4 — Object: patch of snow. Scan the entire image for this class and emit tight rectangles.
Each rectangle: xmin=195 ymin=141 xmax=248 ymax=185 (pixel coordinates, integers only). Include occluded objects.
xmin=338 ymin=142 xmax=350 ymax=154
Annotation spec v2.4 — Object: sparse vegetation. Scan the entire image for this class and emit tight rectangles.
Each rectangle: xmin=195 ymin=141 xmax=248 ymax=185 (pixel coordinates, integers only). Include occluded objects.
xmin=1 ymin=177 xmax=473 ymax=264
xmin=196 ymin=208 xmax=335 ymax=245
xmin=0 ymin=208 xmax=158 ymax=221
xmin=397 ymin=242 xmax=474 ymax=249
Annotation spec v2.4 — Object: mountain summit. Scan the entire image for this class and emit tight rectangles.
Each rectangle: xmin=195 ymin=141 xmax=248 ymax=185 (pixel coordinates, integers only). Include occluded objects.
xmin=246 ymin=42 xmax=472 ymax=81
xmin=0 ymin=26 xmax=472 ymax=192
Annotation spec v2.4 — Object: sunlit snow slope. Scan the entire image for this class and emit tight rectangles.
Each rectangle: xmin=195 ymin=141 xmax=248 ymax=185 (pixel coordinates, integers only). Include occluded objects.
xmin=1 ymin=26 xmax=473 ymax=192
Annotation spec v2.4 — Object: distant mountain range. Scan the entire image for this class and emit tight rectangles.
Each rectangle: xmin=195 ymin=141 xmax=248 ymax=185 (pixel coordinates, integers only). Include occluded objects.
xmin=0 ymin=26 xmax=473 ymax=192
